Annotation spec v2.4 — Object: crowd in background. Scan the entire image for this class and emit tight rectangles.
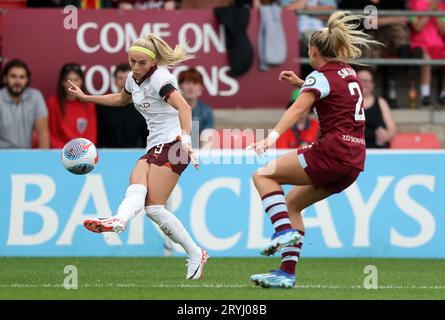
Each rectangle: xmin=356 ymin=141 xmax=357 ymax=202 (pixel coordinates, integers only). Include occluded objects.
xmin=0 ymin=59 xmax=215 ymax=150
xmin=2 ymin=1 xmax=445 ymax=150
xmin=26 ymin=0 xmax=258 ymax=9
xmin=21 ymin=1 xmax=445 ymax=110
xmin=0 ymin=57 xmax=397 ymax=151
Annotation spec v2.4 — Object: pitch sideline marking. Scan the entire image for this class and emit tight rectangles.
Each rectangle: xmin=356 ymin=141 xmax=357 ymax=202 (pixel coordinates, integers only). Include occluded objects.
xmin=1 ymin=283 xmax=445 ymax=290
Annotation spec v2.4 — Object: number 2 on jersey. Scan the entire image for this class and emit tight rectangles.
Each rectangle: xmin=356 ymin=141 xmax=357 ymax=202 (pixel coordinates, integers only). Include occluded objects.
xmin=349 ymin=82 xmax=365 ymax=121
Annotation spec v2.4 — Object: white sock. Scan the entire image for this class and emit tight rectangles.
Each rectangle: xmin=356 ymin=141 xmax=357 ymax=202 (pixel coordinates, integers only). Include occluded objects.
xmin=115 ymin=184 xmax=147 ymax=223
xmin=420 ymin=85 xmax=430 ymax=98
xmin=146 ymin=205 xmax=201 ymax=259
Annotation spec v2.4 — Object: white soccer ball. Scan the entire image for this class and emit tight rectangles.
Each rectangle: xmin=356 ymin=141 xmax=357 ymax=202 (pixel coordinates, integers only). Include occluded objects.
xmin=61 ymin=138 xmax=98 ymax=175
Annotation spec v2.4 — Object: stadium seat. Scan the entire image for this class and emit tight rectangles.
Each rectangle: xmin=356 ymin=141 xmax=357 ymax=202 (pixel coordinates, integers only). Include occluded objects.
xmin=390 ymin=133 xmax=441 ymax=149
xmin=212 ymin=129 xmax=256 ymax=149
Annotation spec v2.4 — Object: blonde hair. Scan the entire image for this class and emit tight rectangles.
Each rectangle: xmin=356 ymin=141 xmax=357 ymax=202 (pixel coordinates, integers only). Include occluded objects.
xmin=131 ymin=33 xmax=194 ymax=67
xmin=309 ymin=11 xmax=382 ymax=62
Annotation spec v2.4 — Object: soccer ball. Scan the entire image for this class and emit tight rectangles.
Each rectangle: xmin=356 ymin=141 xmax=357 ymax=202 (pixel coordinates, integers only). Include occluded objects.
xmin=61 ymin=138 xmax=98 ymax=175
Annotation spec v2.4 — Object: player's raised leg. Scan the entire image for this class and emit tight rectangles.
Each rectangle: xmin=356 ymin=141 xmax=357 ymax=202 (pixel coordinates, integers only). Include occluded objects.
xmin=83 ymin=159 xmax=148 ymax=234
xmin=250 ymin=151 xmax=329 ymax=288
xmin=280 ymin=186 xmax=331 ymax=275
xmin=145 ymin=163 xmax=208 ymax=280
xmin=252 ymin=150 xmax=311 ymax=257
xmin=251 ymin=185 xmax=331 ymax=289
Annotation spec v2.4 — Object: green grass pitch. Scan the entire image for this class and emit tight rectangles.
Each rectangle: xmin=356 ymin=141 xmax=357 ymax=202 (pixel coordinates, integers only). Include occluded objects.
xmin=0 ymin=257 xmax=444 ymax=299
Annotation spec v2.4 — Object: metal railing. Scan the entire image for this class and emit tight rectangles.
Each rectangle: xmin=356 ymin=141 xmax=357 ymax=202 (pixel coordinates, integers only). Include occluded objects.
xmin=297 ymin=9 xmax=445 ymax=17
xmin=299 ymin=58 xmax=445 ymax=66
xmin=297 ymin=10 xmax=445 ymax=66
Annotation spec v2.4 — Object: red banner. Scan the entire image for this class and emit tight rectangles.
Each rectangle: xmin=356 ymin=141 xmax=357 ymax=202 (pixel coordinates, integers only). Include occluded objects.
xmin=2 ymin=8 xmax=300 ymax=108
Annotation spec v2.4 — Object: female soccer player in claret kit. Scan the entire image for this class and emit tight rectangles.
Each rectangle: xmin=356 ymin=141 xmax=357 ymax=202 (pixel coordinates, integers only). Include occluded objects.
xmin=248 ymin=11 xmax=380 ymax=288
xmin=68 ymin=33 xmax=208 ymax=280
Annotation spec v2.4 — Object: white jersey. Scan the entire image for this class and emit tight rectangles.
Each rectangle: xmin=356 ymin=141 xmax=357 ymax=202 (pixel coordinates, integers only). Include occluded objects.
xmin=124 ymin=66 xmax=181 ymax=151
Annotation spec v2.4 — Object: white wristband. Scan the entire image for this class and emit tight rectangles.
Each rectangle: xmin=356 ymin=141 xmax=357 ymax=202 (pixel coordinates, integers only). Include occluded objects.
xmin=181 ymin=134 xmax=192 ymax=145
xmin=268 ymin=130 xmax=280 ymax=143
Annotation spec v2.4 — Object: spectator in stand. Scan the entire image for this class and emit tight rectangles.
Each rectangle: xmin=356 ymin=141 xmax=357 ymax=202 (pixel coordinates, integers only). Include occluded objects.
xmin=358 ymin=69 xmax=396 ymax=148
xmin=0 ymin=59 xmax=50 ymax=149
xmin=27 ymin=0 xmax=114 ymax=7
xmin=27 ymin=0 xmax=256 ymax=9
xmin=275 ymin=88 xmax=319 ymax=149
xmin=179 ymin=0 xmax=259 ymax=8
xmin=279 ymin=0 xmax=337 ymax=78
xmin=178 ymin=68 xmax=214 ymax=148
xmin=112 ymin=0 xmax=177 ymax=9
xmin=339 ymin=1 xmax=422 ymax=109
xmin=338 ymin=0 xmax=420 ymax=59
xmin=409 ymin=0 xmax=445 ymax=107
xmin=79 ymin=0 xmax=115 ymax=8
xmin=437 ymin=3 xmax=445 ymax=106
xmin=27 ymin=0 xmax=72 ymax=7
xmin=46 ymin=63 xmax=97 ymax=148
xmin=180 ymin=0 xmax=232 ymax=8
xmin=281 ymin=0 xmax=337 ymax=45
xmin=96 ymin=63 xmax=148 ymax=148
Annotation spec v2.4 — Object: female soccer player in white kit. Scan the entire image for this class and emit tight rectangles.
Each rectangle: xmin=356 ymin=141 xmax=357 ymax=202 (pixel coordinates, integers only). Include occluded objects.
xmin=68 ymin=33 xmax=208 ymax=280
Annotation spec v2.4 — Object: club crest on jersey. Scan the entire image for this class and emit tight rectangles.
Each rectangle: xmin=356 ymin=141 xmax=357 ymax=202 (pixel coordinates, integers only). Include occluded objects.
xmin=77 ymin=118 xmax=88 ymax=133
xmin=303 ymin=76 xmax=316 ymax=87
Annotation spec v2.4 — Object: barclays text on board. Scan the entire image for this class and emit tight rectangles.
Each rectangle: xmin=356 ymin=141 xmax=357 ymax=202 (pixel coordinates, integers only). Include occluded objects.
xmin=0 ymin=150 xmax=444 ymax=258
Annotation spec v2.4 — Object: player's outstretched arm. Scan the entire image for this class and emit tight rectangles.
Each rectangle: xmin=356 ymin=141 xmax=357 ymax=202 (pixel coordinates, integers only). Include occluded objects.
xmin=248 ymin=92 xmax=316 ymax=155
xmin=274 ymin=92 xmax=315 ymax=135
xmin=68 ymin=80 xmax=132 ymax=107
xmin=279 ymin=70 xmax=305 ymax=87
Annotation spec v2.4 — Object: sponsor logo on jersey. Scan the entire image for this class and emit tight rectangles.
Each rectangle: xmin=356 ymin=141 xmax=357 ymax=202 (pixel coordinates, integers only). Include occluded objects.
xmin=342 ymin=134 xmax=366 ymax=145
xmin=135 ymin=102 xmax=150 ymax=109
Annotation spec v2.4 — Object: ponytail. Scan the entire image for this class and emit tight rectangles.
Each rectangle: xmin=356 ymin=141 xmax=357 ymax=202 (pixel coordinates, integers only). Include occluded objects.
xmin=310 ymin=11 xmax=382 ymax=61
xmin=131 ymin=33 xmax=194 ymax=67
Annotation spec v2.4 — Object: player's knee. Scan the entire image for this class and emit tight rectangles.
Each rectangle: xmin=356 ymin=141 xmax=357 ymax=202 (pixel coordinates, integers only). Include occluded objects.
xmin=252 ymin=169 xmax=263 ymax=184
xmin=285 ymin=197 xmax=305 ymax=213
xmin=146 ymin=193 xmax=167 ymax=207
xmin=145 ymin=205 xmax=165 ymax=223
xmin=126 ymin=184 xmax=147 ymax=198
xmin=287 ymin=201 xmax=303 ymax=214
xmin=252 ymin=168 xmax=270 ymax=188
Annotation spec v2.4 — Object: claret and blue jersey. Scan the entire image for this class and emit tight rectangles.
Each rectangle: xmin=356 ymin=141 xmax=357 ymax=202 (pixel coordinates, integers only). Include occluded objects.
xmin=300 ymin=61 xmax=366 ymax=170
